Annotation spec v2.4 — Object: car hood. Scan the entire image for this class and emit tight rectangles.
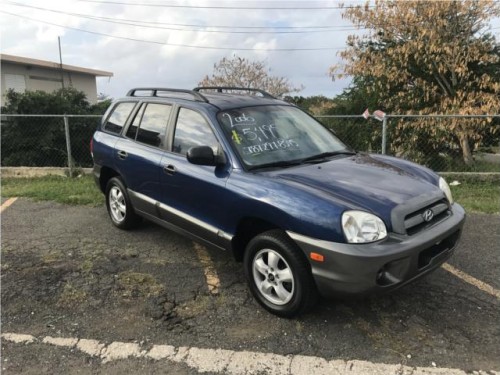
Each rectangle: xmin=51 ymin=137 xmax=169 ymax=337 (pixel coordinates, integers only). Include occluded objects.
xmin=263 ymin=153 xmax=441 ymax=223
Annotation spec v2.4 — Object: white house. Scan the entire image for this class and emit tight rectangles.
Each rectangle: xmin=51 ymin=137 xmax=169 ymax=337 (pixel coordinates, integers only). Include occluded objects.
xmin=1 ymin=54 xmax=113 ymax=105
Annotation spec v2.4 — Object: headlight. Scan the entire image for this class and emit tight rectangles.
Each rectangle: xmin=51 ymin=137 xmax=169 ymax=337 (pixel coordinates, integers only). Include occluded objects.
xmin=342 ymin=210 xmax=387 ymax=243
xmin=439 ymin=177 xmax=453 ymax=204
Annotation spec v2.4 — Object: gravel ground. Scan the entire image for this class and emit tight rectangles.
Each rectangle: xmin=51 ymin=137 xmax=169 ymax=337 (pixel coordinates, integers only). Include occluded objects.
xmin=1 ymin=198 xmax=499 ymax=373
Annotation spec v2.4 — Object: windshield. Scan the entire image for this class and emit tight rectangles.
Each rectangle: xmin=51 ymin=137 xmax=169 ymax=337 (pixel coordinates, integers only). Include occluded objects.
xmin=217 ymin=105 xmax=351 ymax=169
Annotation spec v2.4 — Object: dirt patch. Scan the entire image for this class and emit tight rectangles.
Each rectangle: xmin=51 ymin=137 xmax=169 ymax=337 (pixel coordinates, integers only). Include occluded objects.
xmin=116 ymin=271 xmax=165 ymax=298
xmin=57 ymin=283 xmax=88 ymax=309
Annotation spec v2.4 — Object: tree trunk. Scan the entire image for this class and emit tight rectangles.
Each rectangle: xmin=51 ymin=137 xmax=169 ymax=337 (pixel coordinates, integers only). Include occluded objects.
xmin=459 ymin=133 xmax=473 ymax=166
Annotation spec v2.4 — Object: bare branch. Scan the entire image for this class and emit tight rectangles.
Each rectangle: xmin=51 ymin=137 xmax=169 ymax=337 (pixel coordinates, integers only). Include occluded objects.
xmin=198 ymin=55 xmax=303 ymax=97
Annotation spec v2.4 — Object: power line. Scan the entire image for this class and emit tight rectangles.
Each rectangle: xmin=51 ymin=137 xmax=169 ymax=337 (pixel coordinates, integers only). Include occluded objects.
xmin=12 ymin=1 xmax=498 ymax=38
xmin=4 ymin=1 xmax=366 ymax=34
xmin=76 ymin=0 xmax=366 ymax=10
xmin=4 ymin=1 xmax=364 ymax=31
xmin=0 ymin=10 xmax=344 ymax=51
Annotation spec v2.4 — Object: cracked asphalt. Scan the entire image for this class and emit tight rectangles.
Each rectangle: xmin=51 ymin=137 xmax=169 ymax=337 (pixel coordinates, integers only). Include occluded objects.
xmin=1 ymin=198 xmax=499 ymax=373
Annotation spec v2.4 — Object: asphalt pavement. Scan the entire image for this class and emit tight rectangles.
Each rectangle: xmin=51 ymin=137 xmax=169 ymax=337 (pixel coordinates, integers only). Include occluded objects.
xmin=1 ymin=198 xmax=499 ymax=374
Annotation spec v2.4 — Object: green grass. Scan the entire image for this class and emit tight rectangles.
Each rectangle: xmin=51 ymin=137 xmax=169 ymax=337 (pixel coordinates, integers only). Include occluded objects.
xmin=451 ymin=181 xmax=499 ymax=215
xmin=442 ymin=159 xmax=500 ymax=173
xmin=1 ymin=174 xmax=498 ymax=214
xmin=1 ymin=175 xmax=104 ymax=206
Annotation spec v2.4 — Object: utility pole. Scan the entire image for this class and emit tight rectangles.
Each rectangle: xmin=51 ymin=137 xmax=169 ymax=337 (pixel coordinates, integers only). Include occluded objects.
xmin=58 ymin=36 xmax=65 ymax=89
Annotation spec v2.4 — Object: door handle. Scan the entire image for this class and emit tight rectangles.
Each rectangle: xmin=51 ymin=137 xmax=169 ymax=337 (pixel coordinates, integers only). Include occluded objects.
xmin=117 ymin=150 xmax=128 ymax=159
xmin=163 ymin=164 xmax=176 ymax=175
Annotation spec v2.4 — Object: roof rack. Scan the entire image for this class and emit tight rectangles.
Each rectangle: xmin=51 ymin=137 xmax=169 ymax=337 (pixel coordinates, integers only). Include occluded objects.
xmin=126 ymin=88 xmax=208 ymax=103
xmin=194 ymin=87 xmax=275 ymax=99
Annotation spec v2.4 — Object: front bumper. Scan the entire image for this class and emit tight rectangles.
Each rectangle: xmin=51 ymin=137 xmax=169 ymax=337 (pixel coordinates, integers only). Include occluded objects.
xmin=288 ymin=203 xmax=466 ymax=298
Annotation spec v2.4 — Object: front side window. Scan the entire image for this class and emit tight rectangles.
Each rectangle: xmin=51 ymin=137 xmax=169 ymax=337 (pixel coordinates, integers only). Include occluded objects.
xmin=173 ymin=108 xmax=218 ymax=155
xmin=104 ymin=102 xmax=135 ymax=134
xmin=135 ymin=103 xmax=172 ymax=148
xmin=217 ymin=105 xmax=350 ymax=169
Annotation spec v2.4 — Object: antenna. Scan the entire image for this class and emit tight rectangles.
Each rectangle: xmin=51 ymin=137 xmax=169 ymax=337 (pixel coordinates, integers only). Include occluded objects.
xmin=58 ymin=36 xmax=65 ymax=90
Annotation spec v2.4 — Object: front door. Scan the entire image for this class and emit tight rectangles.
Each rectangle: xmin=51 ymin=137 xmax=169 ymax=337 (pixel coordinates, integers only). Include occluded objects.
xmin=159 ymin=106 xmax=231 ymax=248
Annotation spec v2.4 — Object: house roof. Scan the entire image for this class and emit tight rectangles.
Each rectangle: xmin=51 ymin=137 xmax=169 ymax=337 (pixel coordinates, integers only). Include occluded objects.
xmin=1 ymin=54 xmax=113 ymax=77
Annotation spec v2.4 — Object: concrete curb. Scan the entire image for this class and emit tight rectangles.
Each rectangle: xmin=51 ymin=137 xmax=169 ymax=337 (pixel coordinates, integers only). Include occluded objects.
xmin=1 ymin=167 xmax=93 ymax=178
xmin=3 ymin=333 xmax=498 ymax=374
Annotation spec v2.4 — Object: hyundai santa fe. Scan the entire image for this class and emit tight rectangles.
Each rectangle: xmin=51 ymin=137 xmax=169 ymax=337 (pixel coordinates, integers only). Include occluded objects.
xmin=91 ymin=87 xmax=466 ymax=317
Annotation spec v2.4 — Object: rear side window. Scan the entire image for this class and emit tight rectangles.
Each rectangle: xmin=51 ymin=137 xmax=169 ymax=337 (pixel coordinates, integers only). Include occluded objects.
xmin=136 ymin=103 xmax=172 ymax=148
xmin=126 ymin=103 xmax=146 ymax=140
xmin=173 ymin=108 xmax=218 ymax=155
xmin=104 ymin=102 xmax=135 ymax=134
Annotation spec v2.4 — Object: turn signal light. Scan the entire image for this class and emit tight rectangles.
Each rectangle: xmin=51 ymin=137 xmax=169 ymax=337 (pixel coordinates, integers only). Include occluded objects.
xmin=310 ymin=252 xmax=324 ymax=262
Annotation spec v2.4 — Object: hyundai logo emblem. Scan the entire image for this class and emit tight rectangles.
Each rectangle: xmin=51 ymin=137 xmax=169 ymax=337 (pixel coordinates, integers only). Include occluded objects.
xmin=422 ymin=209 xmax=434 ymax=222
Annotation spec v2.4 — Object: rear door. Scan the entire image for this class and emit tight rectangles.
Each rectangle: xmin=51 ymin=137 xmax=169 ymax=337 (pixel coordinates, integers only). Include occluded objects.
xmin=159 ymin=106 xmax=231 ymax=248
xmin=114 ymin=102 xmax=174 ymax=216
xmin=93 ymin=101 xmax=136 ymax=170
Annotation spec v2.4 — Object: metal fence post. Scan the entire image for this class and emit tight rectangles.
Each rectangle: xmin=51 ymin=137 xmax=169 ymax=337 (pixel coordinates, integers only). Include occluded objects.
xmin=63 ymin=115 xmax=74 ymax=176
xmin=382 ymin=117 xmax=387 ymax=154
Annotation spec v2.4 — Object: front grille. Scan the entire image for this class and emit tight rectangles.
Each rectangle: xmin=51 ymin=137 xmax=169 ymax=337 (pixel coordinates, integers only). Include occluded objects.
xmin=404 ymin=199 xmax=450 ymax=235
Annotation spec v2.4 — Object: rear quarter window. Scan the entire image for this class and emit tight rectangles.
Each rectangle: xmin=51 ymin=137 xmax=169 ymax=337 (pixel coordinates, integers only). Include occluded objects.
xmin=103 ymin=102 xmax=136 ymax=134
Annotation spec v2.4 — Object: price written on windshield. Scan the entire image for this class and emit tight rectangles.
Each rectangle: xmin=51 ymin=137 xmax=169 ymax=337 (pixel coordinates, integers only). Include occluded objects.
xmin=223 ymin=112 xmax=299 ymax=154
xmin=223 ymin=113 xmax=282 ymax=141
xmin=243 ymin=138 xmax=299 ymax=155
xmin=240 ymin=124 xmax=279 ymax=142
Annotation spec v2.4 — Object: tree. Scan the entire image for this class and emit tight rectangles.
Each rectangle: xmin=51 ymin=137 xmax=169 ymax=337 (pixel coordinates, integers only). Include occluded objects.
xmin=330 ymin=0 xmax=500 ymax=165
xmin=199 ymin=55 xmax=303 ymax=97
xmin=284 ymin=95 xmax=336 ymax=115
xmin=91 ymin=98 xmax=113 ymax=115
xmin=320 ymin=77 xmax=385 ymax=153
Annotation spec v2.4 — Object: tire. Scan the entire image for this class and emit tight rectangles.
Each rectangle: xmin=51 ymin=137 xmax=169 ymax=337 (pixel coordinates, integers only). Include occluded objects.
xmin=105 ymin=177 xmax=141 ymax=230
xmin=244 ymin=229 xmax=319 ymax=318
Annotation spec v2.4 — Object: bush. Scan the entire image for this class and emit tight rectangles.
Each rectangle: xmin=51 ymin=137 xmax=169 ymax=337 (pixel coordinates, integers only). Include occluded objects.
xmin=1 ymin=88 xmax=106 ymax=168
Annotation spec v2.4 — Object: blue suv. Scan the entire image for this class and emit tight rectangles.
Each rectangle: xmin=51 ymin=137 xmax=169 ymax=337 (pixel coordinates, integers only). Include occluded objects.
xmin=92 ymin=87 xmax=466 ymax=317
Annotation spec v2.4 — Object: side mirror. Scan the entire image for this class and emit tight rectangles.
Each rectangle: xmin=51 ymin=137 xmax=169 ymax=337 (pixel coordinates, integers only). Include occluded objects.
xmin=187 ymin=146 xmax=226 ymax=166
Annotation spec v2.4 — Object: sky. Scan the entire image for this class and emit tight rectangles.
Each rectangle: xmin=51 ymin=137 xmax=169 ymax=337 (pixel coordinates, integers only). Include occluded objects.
xmin=1 ymin=0 xmax=499 ymax=100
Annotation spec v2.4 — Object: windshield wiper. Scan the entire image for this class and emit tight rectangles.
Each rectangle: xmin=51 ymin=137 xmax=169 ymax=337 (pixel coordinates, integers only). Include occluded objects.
xmin=300 ymin=150 xmax=356 ymax=163
xmin=247 ymin=159 xmax=304 ymax=171
xmin=247 ymin=150 xmax=356 ymax=171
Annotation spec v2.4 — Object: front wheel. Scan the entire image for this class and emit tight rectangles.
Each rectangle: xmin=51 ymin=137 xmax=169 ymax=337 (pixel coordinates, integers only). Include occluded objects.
xmin=244 ymin=230 xmax=318 ymax=318
xmin=105 ymin=177 xmax=141 ymax=230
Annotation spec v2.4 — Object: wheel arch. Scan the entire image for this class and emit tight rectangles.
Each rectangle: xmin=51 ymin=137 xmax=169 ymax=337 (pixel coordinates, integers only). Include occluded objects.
xmin=230 ymin=217 xmax=281 ymax=262
xmin=99 ymin=166 xmax=120 ymax=193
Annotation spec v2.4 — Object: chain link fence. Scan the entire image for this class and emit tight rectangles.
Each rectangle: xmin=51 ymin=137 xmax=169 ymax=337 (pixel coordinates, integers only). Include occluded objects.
xmin=1 ymin=113 xmax=499 ymax=174
xmin=1 ymin=115 xmax=101 ymax=173
xmin=317 ymin=114 xmax=500 ymax=172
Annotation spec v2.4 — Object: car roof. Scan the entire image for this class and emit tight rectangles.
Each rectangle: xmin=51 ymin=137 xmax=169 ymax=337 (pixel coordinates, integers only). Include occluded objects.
xmin=200 ymin=92 xmax=289 ymax=109
xmin=118 ymin=87 xmax=291 ymax=110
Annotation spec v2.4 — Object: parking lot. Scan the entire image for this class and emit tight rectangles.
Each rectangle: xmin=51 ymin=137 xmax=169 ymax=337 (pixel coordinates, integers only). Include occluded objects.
xmin=1 ymin=198 xmax=499 ymax=374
